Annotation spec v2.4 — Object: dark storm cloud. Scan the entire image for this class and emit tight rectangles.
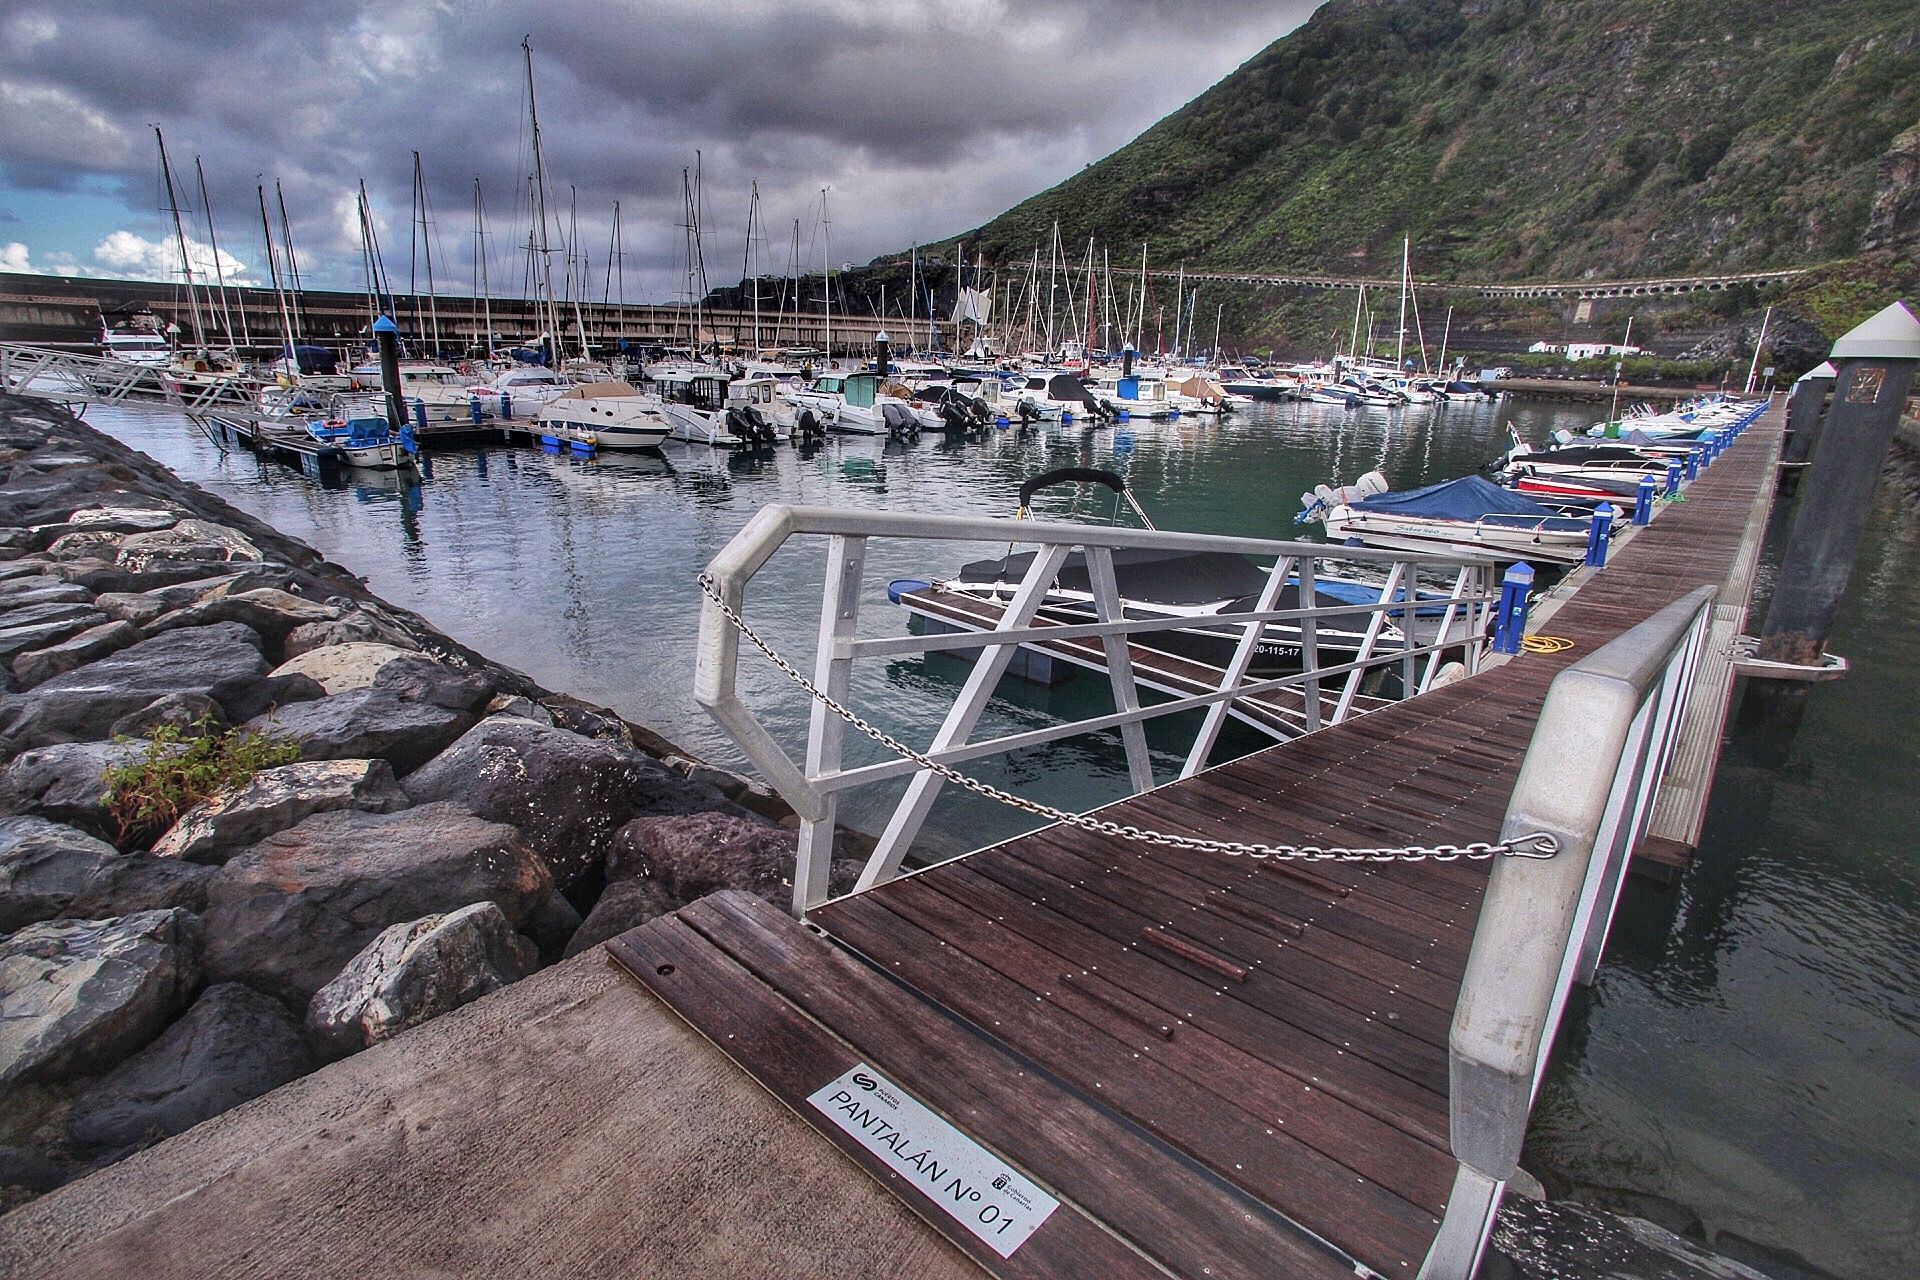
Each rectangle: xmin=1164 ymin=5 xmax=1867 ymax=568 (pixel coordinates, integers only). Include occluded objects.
xmin=0 ymin=0 xmax=1319 ymax=291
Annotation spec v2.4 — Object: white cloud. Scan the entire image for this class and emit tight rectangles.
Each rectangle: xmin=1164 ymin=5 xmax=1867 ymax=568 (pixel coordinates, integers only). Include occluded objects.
xmin=91 ymin=228 xmax=257 ymax=286
xmin=0 ymin=241 xmax=32 ymax=272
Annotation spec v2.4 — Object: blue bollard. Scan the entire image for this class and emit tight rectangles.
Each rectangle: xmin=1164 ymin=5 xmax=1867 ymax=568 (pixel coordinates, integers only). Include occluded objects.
xmin=1585 ymin=504 xmax=1617 ymax=567
xmin=1493 ymin=562 xmax=1535 ymax=655
xmin=1634 ymin=474 xmax=1656 ymax=525
xmin=1665 ymin=461 xmax=1681 ymax=496
xmin=1686 ymin=446 xmax=1702 ymax=480
xmin=470 ymin=396 xmax=484 ymax=426
xmin=412 ymin=397 xmax=428 ymax=435
xmin=501 ymin=391 xmax=513 ymax=421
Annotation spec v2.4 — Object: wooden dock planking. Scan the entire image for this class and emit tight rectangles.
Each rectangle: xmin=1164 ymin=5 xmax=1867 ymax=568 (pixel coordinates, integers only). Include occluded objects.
xmin=622 ymin=401 xmax=1786 ymax=1278
xmin=612 ymin=892 xmax=1365 ymax=1280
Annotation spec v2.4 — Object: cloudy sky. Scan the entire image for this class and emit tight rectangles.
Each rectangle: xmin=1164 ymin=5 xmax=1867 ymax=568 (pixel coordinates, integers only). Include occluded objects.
xmin=0 ymin=1 xmax=1319 ymax=302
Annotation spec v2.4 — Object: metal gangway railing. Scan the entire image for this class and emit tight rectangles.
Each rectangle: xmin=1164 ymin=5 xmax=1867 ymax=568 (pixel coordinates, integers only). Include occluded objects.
xmin=1423 ymin=584 xmax=1715 ymax=1279
xmin=0 ymin=342 xmax=259 ymax=415
xmin=695 ymin=505 xmax=1501 ymax=914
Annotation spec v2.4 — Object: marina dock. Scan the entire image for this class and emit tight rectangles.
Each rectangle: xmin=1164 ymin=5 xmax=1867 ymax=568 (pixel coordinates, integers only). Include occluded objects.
xmin=0 ymin=396 xmax=1794 ymax=1280
xmin=613 ymin=398 xmax=1786 ymax=1277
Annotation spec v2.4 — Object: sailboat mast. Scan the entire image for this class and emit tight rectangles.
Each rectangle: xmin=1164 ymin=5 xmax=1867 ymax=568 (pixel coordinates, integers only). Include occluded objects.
xmin=474 ymin=178 xmax=495 ymax=358
xmin=1438 ymin=304 xmax=1453 ymax=373
xmin=1348 ymin=284 xmax=1365 ymax=362
xmin=568 ymin=186 xmax=589 ymax=360
xmin=1171 ymin=265 xmax=1184 ymax=359
xmin=1395 ymin=236 xmax=1409 ymax=372
xmin=193 ymin=157 xmax=241 ymax=350
xmin=1044 ymin=223 xmax=1060 ymax=356
xmin=275 ymin=183 xmax=309 ymax=340
xmin=743 ymin=181 xmax=761 ymax=355
xmin=257 ymin=183 xmax=297 ymax=364
xmin=821 ymin=186 xmax=832 ymax=364
xmin=1135 ymin=243 xmax=1148 ymax=347
xmin=153 ymin=127 xmax=206 ymax=350
xmin=523 ymin=37 xmax=562 ymax=360
xmin=1212 ymin=304 xmax=1223 ymax=365
xmin=908 ymin=242 xmax=917 ymax=356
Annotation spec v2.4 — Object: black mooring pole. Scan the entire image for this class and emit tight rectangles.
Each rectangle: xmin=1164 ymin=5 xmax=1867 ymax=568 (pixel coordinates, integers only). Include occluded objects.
xmin=1757 ymin=302 xmax=1920 ymax=664
xmin=874 ymin=330 xmax=890 ymax=379
xmin=1781 ymin=360 xmax=1836 ymax=467
xmin=372 ymin=315 xmax=404 ymax=430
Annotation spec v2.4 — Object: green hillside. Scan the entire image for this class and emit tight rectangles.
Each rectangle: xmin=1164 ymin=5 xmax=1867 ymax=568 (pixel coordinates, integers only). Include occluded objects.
xmin=953 ymin=0 xmax=1920 ymax=283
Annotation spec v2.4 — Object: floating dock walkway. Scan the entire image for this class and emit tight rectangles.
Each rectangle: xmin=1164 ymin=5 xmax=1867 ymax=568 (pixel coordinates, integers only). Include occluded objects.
xmin=615 ymin=399 xmax=1785 ymax=1278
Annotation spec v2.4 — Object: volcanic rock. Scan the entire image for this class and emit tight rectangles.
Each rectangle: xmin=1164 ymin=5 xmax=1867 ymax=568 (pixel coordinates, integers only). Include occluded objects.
xmin=304 ymin=902 xmax=538 ymax=1059
xmin=151 ymin=759 xmax=409 ymax=864
xmin=66 ymin=982 xmax=311 ymax=1152
xmin=198 ymin=803 xmax=556 ymax=1004
xmin=0 ymin=909 xmax=201 ymax=1089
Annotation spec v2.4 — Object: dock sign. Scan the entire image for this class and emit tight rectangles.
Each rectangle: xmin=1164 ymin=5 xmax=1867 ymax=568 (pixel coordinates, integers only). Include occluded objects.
xmin=807 ymin=1063 xmax=1058 ymax=1257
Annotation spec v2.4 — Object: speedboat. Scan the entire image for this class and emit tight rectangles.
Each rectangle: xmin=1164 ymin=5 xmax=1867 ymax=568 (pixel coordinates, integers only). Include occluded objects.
xmin=468 ymin=364 xmax=573 ymax=416
xmin=305 ymin=411 xmax=417 ymax=470
xmin=345 ymin=360 xmax=476 ymax=423
xmin=654 ymin=371 xmax=794 ymax=447
xmin=1089 ymin=370 xmax=1175 ymax=420
xmin=536 ymin=380 xmax=670 ymax=451
xmin=1001 ymin=371 xmax=1114 ymax=422
xmin=1301 ymin=472 xmax=1598 ymax=565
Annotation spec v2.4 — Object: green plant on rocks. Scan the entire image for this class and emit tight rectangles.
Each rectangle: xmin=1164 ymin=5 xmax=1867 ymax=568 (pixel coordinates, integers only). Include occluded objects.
xmin=102 ymin=720 xmax=301 ymax=848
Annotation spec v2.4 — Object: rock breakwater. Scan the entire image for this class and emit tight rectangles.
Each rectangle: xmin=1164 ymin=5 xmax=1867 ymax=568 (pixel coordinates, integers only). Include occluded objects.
xmin=0 ymin=394 xmax=819 ymax=1205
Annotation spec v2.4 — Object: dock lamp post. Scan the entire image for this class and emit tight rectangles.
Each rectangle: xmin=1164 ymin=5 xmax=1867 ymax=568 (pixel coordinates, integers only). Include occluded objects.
xmin=1756 ymin=302 xmax=1920 ymax=665
xmin=874 ymin=330 xmax=891 ymax=379
xmin=372 ymin=315 xmax=404 ymax=431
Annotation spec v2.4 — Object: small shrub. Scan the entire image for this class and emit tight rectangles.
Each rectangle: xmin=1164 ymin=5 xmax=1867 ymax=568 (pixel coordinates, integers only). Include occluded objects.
xmin=102 ymin=720 xmax=301 ymax=848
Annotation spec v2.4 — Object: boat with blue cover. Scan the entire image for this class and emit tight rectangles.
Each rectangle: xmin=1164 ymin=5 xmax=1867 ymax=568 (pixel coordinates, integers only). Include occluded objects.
xmin=1307 ymin=473 xmax=1597 ymax=564
xmin=304 ymin=412 xmax=418 ymax=470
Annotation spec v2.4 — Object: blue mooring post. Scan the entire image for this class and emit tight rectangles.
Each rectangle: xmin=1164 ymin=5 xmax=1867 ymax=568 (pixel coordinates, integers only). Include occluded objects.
xmin=469 ymin=396 xmax=483 ymax=426
xmin=1686 ymin=445 xmax=1703 ymax=480
xmin=411 ymin=397 xmax=428 ymax=435
xmin=1634 ymin=474 xmax=1656 ymax=525
xmin=1493 ymin=562 xmax=1535 ymax=654
xmin=1665 ymin=461 xmax=1682 ymax=496
xmin=1585 ymin=503 xmax=1617 ymax=567
xmin=372 ymin=315 xmax=404 ymax=430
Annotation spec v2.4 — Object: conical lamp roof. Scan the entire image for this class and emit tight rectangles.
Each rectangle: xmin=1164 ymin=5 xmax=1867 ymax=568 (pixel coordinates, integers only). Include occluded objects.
xmin=1830 ymin=302 xmax=1920 ymax=360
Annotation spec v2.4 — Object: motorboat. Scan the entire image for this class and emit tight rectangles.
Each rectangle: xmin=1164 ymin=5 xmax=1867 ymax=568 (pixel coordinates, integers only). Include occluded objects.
xmin=1165 ymin=372 xmax=1237 ymax=415
xmin=1301 ymin=472 xmax=1598 ymax=565
xmin=1089 ymin=370 xmax=1175 ymax=420
xmin=784 ymin=371 xmax=923 ymax=437
xmin=654 ymin=371 xmax=794 ymax=447
xmin=304 ymin=410 xmax=417 ymax=470
xmin=345 ymin=360 xmax=476 ymax=423
xmin=536 ymin=380 xmax=671 ymax=451
xmin=99 ymin=324 xmax=173 ymax=368
xmin=1001 ymin=371 xmax=1113 ymax=422
xmin=469 ymin=364 xmax=573 ymax=415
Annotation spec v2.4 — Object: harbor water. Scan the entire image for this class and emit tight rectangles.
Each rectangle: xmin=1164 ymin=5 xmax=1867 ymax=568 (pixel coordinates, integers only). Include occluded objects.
xmin=84 ymin=396 xmax=1916 ymax=1279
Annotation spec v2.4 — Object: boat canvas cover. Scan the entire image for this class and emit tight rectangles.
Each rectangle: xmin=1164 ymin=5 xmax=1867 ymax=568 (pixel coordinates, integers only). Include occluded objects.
xmin=1045 ymin=373 xmax=1094 ymax=405
xmin=957 ymin=548 xmax=1271 ymax=607
xmin=1353 ymin=474 xmax=1560 ymax=521
xmin=564 ymin=380 xmax=641 ymax=398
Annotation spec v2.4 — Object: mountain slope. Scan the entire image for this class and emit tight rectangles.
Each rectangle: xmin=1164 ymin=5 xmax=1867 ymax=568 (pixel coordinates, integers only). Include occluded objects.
xmin=950 ymin=0 xmax=1920 ymax=282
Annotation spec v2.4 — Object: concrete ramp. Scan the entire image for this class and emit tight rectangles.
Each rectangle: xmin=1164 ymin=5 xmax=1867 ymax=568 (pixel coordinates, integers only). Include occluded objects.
xmin=0 ymin=951 xmax=979 ymax=1280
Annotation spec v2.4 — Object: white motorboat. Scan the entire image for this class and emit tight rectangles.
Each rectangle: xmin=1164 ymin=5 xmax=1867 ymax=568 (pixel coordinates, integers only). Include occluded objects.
xmin=655 ymin=371 xmax=794 ymax=447
xmin=469 ymin=364 xmax=573 ymax=416
xmin=1302 ymin=472 xmax=1596 ymax=565
xmin=536 ymin=380 xmax=671 ymax=451
xmin=304 ymin=409 xmax=416 ymax=470
xmin=346 ymin=360 xmax=477 ymax=423
xmin=1089 ymin=370 xmax=1175 ymax=419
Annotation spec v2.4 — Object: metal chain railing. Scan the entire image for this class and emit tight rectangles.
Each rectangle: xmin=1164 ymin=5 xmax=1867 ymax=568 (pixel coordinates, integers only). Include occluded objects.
xmin=699 ymin=573 xmax=1559 ymax=863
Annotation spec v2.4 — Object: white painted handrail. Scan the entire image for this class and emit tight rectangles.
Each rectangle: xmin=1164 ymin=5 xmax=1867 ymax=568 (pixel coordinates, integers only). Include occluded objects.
xmin=695 ymin=504 xmax=1501 ymax=914
xmin=1420 ymin=584 xmax=1716 ymax=1280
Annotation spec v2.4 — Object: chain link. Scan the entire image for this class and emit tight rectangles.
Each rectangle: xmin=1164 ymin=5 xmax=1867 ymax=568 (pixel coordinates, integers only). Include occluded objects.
xmin=699 ymin=573 xmax=1558 ymax=863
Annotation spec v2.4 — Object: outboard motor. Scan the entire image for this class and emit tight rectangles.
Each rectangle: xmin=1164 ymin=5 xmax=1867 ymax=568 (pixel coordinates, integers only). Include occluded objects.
xmin=938 ymin=397 xmax=972 ymax=435
xmin=1016 ymin=397 xmax=1041 ymax=425
xmin=795 ymin=408 xmax=824 ymax=441
xmin=881 ymin=401 xmax=918 ymax=440
xmin=725 ymin=405 xmax=759 ymax=442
